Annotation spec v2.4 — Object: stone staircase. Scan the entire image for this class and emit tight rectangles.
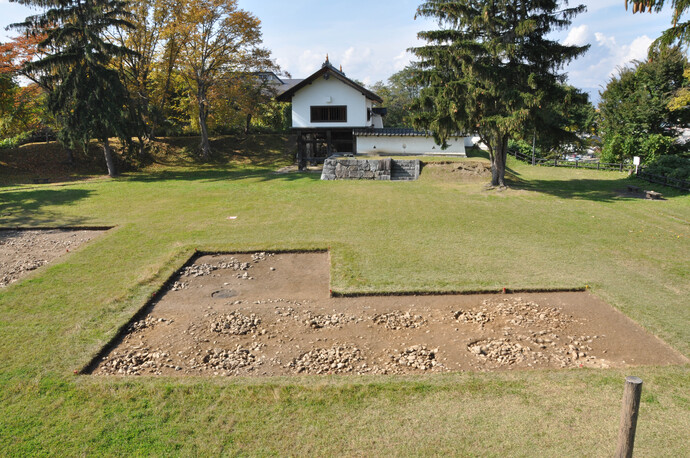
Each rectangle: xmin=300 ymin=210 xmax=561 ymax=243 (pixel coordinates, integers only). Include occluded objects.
xmin=391 ymin=160 xmax=420 ymax=181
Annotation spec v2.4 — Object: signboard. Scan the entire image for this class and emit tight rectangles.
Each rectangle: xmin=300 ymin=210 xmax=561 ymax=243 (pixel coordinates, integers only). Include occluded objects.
xmin=633 ymin=156 xmax=641 ymax=166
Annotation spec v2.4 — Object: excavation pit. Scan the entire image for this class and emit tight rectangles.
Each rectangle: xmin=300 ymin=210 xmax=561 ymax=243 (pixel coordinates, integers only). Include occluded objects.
xmin=0 ymin=228 xmax=107 ymax=288
xmin=89 ymin=252 xmax=687 ymax=377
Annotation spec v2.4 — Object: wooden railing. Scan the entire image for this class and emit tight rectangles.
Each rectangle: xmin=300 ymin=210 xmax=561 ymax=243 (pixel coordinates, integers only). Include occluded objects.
xmin=507 ymin=149 xmax=689 ymax=191
xmin=507 ymin=149 xmax=633 ymax=171
xmin=637 ymin=167 xmax=690 ymax=191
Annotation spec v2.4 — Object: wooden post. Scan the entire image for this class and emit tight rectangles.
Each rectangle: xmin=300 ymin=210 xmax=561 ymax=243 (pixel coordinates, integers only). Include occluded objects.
xmin=615 ymin=376 xmax=643 ymax=458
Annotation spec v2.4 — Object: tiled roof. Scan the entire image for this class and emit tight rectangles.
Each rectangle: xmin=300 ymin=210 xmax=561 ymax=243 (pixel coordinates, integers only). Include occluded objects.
xmin=276 ymin=62 xmax=383 ymax=103
xmin=275 ymin=79 xmax=304 ymax=95
xmin=353 ymin=128 xmax=432 ymax=137
xmin=354 ymin=128 xmax=468 ymax=137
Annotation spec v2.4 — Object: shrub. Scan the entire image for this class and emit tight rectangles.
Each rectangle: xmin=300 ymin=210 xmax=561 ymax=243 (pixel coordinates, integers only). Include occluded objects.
xmin=645 ymin=155 xmax=690 ymax=181
xmin=0 ymin=131 xmax=32 ymax=149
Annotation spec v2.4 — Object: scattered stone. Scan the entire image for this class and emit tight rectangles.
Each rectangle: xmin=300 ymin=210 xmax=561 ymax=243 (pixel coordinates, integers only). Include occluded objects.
xmin=453 ymin=309 xmax=494 ymax=327
xmin=217 ymin=258 xmax=250 ymax=271
xmin=252 ymin=252 xmax=274 ymax=262
xmin=372 ymin=311 xmax=426 ymax=330
xmin=97 ymin=347 xmax=169 ymax=375
xmin=182 ymin=263 xmax=216 ymax=277
xmin=202 ymin=346 xmax=258 ymax=374
xmin=171 ymin=281 xmax=188 ymax=291
xmin=288 ymin=345 xmax=364 ymax=374
xmin=389 ymin=345 xmax=442 ymax=371
xmin=304 ymin=312 xmax=357 ymax=329
xmin=209 ymin=311 xmax=261 ymax=335
xmin=468 ymin=338 xmax=530 ymax=366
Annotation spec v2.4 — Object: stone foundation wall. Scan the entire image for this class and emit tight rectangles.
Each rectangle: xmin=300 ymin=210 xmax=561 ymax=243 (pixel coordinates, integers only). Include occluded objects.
xmin=321 ymin=158 xmax=420 ymax=181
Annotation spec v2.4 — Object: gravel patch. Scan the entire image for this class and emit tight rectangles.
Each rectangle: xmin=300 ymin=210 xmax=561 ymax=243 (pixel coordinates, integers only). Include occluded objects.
xmin=388 ymin=345 xmax=443 ymax=372
xmin=209 ymin=311 xmax=261 ymax=335
xmin=372 ymin=311 xmax=427 ymax=330
xmin=0 ymin=229 xmax=102 ymax=288
xmin=288 ymin=345 xmax=365 ymax=375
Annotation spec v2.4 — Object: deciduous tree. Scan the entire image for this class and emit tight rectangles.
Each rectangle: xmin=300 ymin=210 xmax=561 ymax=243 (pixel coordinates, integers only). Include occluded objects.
xmin=173 ymin=0 xmax=266 ymax=160
xmin=599 ymin=47 xmax=688 ymax=163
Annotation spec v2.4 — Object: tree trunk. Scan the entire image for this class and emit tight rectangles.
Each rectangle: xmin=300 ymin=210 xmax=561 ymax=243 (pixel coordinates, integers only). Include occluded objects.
xmin=137 ymin=135 xmax=146 ymax=160
xmin=103 ymin=137 xmax=117 ymax=177
xmin=199 ymin=110 xmax=211 ymax=161
xmin=490 ymin=134 xmax=508 ymax=187
xmin=66 ymin=148 xmax=74 ymax=165
xmin=245 ymin=113 xmax=252 ymax=135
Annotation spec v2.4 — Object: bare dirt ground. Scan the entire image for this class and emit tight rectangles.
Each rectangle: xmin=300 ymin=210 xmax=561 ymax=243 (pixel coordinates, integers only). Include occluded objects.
xmin=92 ymin=252 xmax=687 ymax=377
xmin=0 ymin=229 xmax=103 ymax=288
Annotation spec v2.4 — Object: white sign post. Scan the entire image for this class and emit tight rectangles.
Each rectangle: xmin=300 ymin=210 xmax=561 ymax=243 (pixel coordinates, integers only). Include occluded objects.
xmin=633 ymin=156 xmax=641 ymax=174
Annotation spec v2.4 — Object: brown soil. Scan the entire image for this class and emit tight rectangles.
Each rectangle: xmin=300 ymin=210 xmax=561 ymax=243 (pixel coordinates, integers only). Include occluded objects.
xmin=0 ymin=229 xmax=104 ymax=288
xmin=92 ymin=252 xmax=687 ymax=377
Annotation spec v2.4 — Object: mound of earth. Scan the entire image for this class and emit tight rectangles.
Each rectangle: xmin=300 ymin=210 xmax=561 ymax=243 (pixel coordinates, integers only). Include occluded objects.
xmin=422 ymin=161 xmax=492 ymax=180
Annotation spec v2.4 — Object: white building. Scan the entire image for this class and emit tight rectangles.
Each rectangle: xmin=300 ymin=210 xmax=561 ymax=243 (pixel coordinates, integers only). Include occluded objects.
xmin=275 ymin=58 xmax=469 ymax=165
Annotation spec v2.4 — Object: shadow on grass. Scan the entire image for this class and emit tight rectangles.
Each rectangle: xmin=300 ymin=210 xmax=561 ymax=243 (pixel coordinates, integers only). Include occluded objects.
xmin=466 ymin=147 xmax=490 ymax=160
xmin=150 ymin=135 xmax=295 ymax=169
xmin=122 ymin=167 xmax=322 ymax=184
xmin=512 ymin=175 xmax=687 ymax=202
xmin=0 ymin=188 xmax=93 ymax=227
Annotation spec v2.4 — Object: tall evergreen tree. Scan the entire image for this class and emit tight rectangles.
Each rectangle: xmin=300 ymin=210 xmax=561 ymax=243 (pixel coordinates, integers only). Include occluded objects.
xmin=411 ymin=1 xmax=589 ymax=187
xmin=11 ymin=0 xmax=135 ymax=177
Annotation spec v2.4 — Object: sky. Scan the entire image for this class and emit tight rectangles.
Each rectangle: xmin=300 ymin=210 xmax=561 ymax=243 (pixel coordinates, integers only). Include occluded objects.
xmin=0 ymin=0 xmax=680 ymax=104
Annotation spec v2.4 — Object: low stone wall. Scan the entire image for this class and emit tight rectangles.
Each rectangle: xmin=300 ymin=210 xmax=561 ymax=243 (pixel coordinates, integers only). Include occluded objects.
xmin=321 ymin=158 xmax=420 ymax=181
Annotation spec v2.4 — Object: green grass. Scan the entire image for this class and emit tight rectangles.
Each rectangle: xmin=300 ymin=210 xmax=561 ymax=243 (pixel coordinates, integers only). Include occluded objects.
xmin=1 ymin=139 xmax=689 ymax=455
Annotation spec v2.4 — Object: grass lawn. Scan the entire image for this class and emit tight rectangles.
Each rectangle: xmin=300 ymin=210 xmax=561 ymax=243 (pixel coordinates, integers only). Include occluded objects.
xmin=1 ymin=137 xmax=688 ymax=455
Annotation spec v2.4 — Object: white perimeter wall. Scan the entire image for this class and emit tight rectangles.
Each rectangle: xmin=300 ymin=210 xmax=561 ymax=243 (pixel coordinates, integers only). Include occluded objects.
xmin=292 ymin=77 xmax=373 ymax=128
xmin=356 ymin=136 xmax=467 ymax=156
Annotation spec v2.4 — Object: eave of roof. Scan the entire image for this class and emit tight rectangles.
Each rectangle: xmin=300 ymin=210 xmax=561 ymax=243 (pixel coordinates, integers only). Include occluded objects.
xmin=276 ymin=64 xmax=383 ymax=104
xmin=353 ymin=128 xmax=466 ymax=137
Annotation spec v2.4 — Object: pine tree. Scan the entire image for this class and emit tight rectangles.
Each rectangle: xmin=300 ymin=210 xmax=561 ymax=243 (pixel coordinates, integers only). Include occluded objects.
xmin=11 ymin=0 xmax=136 ymax=177
xmin=411 ymin=0 xmax=589 ymax=187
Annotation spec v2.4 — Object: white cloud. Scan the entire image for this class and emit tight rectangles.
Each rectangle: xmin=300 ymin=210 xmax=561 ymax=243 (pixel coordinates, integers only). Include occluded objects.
xmin=393 ymin=50 xmax=413 ymax=72
xmin=340 ymin=46 xmax=373 ymax=74
xmin=594 ymin=32 xmax=616 ymax=49
xmin=563 ymin=25 xmax=591 ymax=46
xmin=563 ymin=30 xmax=655 ymax=104
xmin=297 ymin=49 xmax=326 ymax=76
xmin=624 ymin=35 xmax=654 ymax=63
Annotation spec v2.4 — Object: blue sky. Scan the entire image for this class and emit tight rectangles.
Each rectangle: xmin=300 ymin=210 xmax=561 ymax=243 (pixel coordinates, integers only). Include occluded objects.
xmin=1 ymin=0 xmax=680 ymax=103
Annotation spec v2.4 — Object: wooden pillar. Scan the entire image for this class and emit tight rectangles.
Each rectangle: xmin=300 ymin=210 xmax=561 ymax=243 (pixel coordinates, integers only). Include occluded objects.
xmin=615 ymin=376 xmax=643 ymax=458
xmin=297 ymin=132 xmax=306 ymax=171
xmin=326 ymin=130 xmax=332 ymax=156
xmin=310 ymin=133 xmax=317 ymax=165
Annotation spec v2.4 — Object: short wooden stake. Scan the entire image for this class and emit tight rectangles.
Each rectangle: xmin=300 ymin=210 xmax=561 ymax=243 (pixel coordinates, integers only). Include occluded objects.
xmin=615 ymin=376 xmax=643 ymax=458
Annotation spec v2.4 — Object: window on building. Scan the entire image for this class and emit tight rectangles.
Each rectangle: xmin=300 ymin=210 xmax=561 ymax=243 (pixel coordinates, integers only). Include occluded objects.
xmin=311 ymin=106 xmax=347 ymax=123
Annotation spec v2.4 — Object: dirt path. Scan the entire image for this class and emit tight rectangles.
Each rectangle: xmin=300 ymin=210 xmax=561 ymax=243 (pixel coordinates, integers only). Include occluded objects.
xmin=91 ymin=252 xmax=687 ymax=377
xmin=0 ymin=229 xmax=104 ymax=288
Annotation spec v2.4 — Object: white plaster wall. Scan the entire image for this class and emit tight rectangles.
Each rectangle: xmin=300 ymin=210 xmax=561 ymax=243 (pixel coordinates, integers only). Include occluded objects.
xmin=292 ymin=77 xmax=372 ymax=128
xmin=356 ymin=136 xmax=467 ymax=156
